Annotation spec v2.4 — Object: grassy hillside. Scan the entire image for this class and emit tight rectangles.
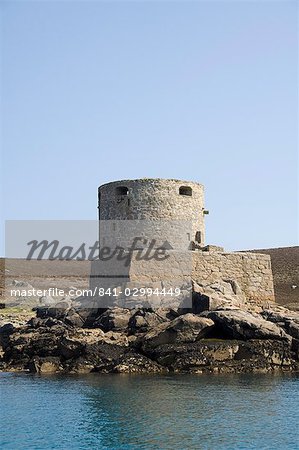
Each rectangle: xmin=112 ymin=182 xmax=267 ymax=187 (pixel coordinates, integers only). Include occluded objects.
xmin=248 ymin=247 xmax=299 ymax=306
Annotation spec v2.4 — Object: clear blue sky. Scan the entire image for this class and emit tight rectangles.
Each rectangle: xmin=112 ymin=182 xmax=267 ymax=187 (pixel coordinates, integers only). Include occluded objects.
xmin=1 ymin=0 xmax=298 ymax=254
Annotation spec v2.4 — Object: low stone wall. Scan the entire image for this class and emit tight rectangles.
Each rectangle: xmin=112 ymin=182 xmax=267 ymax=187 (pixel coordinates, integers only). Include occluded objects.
xmin=90 ymin=249 xmax=275 ymax=305
xmin=192 ymin=251 xmax=275 ymax=302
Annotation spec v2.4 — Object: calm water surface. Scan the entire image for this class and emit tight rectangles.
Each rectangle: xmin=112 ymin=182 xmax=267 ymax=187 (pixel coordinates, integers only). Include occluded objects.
xmin=1 ymin=372 xmax=298 ymax=449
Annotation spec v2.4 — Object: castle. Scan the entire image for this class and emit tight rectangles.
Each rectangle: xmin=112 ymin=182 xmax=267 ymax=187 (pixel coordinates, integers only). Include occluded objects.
xmin=92 ymin=178 xmax=275 ymax=309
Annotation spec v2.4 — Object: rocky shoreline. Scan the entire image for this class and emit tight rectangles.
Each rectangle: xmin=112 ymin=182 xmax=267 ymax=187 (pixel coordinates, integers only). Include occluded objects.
xmin=1 ymin=297 xmax=299 ymax=374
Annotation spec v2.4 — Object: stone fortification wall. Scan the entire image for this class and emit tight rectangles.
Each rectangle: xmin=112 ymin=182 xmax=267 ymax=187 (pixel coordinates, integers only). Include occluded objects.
xmin=192 ymin=250 xmax=275 ymax=302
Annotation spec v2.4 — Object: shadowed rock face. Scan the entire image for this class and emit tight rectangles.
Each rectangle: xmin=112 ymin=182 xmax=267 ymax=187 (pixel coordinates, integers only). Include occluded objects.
xmin=201 ymin=310 xmax=290 ymax=341
xmin=93 ymin=308 xmax=133 ymax=332
xmin=0 ymin=300 xmax=299 ymax=374
xmin=192 ymin=280 xmax=245 ymax=313
xmin=140 ymin=314 xmax=214 ymax=351
xmin=261 ymin=309 xmax=299 ymax=340
xmin=142 ymin=339 xmax=294 ymax=374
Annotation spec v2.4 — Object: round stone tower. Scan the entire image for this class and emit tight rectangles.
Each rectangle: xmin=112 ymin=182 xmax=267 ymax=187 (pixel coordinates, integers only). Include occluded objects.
xmin=98 ymin=178 xmax=206 ymax=247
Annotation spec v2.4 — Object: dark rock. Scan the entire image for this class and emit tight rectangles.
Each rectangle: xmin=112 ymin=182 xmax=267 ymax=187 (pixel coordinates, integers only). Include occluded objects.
xmin=75 ymin=307 xmax=103 ymax=328
xmin=27 ymin=317 xmax=45 ymax=328
xmin=202 ymin=310 xmax=290 ymax=341
xmin=86 ymin=341 xmax=126 ymax=373
xmin=58 ymin=337 xmax=85 ymax=360
xmin=0 ymin=323 xmax=15 ymax=335
xmin=36 ymin=304 xmax=98 ymax=328
xmin=27 ymin=356 xmax=62 ymax=373
xmin=64 ymin=312 xmax=85 ymax=328
xmin=4 ymin=325 xmax=66 ymax=365
xmin=25 ymin=316 xmax=67 ymax=331
xmin=192 ymin=291 xmax=210 ymax=314
xmin=113 ymin=352 xmax=166 ymax=373
xmin=63 ymin=360 xmax=94 ymax=374
xmin=145 ymin=339 xmax=297 ymax=373
xmin=128 ymin=308 xmax=174 ymax=333
xmin=141 ymin=314 xmax=214 ymax=351
xmin=44 ymin=317 xmax=65 ymax=328
xmin=36 ymin=300 xmax=72 ymax=321
xmin=93 ymin=308 xmax=132 ymax=332
xmin=0 ymin=323 xmax=15 ymax=350
xmin=2 ymin=305 xmax=299 ymax=374
xmin=261 ymin=309 xmax=299 ymax=340
xmin=36 ymin=307 xmax=53 ymax=319
xmin=291 ymin=339 xmax=299 ymax=360
xmin=26 ymin=332 xmax=60 ymax=358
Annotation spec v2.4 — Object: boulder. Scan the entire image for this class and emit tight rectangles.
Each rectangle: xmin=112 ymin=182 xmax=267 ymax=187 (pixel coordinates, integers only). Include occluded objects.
xmin=74 ymin=307 xmax=103 ymax=328
xmin=35 ymin=301 xmax=72 ymax=320
xmin=93 ymin=308 xmax=132 ymax=332
xmin=35 ymin=302 xmax=94 ymax=328
xmin=27 ymin=316 xmax=67 ymax=330
xmin=0 ymin=323 xmax=15 ymax=350
xmin=28 ymin=357 xmax=62 ymax=373
xmin=113 ymin=352 xmax=166 ymax=374
xmin=84 ymin=342 xmax=126 ymax=373
xmin=35 ymin=306 xmax=66 ymax=320
xmin=66 ymin=328 xmax=105 ymax=345
xmin=27 ymin=317 xmax=45 ymax=329
xmin=141 ymin=313 xmax=214 ymax=351
xmin=39 ymin=295 xmax=56 ymax=307
xmin=67 ymin=328 xmax=129 ymax=347
xmin=3 ymin=323 xmax=67 ymax=369
xmin=261 ymin=308 xmax=299 ymax=340
xmin=202 ymin=310 xmax=291 ymax=341
xmin=103 ymin=331 xmax=129 ymax=347
xmin=192 ymin=280 xmax=245 ymax=313
xmin=58 ymin=337 xmax=85 ymax=359
xmin=64 ymin=312 xmax=85 ymax=328
xmin=128 ymin=308 xmax=174 ymax=333
xmin=0 ymin=323 xmax=15 ymax=336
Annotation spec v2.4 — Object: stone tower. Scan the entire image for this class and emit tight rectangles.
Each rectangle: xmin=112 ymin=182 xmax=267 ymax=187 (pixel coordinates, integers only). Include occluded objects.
xmin=98 ymin=178 xmax=207 ymax=248
xmin=92 ymin=178 xmax=275 ymax=308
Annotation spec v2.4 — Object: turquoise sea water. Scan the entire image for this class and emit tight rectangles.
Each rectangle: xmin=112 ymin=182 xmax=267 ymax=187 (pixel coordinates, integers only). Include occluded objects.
xmin=1 ymin=373 xmax=298 ymax=450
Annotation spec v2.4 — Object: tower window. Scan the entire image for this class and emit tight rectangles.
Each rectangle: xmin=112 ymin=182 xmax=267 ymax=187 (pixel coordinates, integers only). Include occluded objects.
xmin=179 ymin=186 xmax=192 ymax=196
xmin=195 ymin=231 xmax=201 ymax=243
xmin=116 ymin=186 xmax=129 ymax=196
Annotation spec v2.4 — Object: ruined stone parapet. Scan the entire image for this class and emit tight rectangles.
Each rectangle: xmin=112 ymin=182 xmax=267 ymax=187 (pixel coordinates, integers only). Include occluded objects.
xmin=192 ymin=250 xmax=275 ymax=303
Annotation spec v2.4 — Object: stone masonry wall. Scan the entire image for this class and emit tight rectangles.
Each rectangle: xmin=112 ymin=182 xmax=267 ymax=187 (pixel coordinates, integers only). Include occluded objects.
xmin=90 ymin=249 xmax=275 ymax=307
xmin=99 ymin=178 xmax=206 ymax=246
xmin=192 ymin=251 xmax=275 ymax=302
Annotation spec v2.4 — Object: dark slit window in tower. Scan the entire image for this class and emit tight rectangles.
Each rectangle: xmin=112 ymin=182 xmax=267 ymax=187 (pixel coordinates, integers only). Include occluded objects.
xmin=179 ymin=186 xmax=192 ymax=196
xmin=195 ymin=231 xmax=201 ymax=243
xmin=116 ymin=186 xmax=129 ymax=195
